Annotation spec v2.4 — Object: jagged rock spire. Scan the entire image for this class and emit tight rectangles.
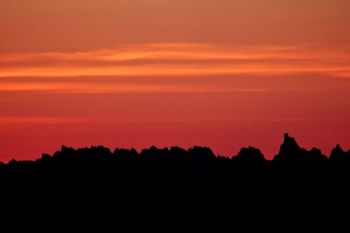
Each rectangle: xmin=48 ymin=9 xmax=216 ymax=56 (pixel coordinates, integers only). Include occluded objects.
xmin=330 ymin=144 xmax=349 ymax=162
xmin=279 ymin=133 xmax=302 ymax=155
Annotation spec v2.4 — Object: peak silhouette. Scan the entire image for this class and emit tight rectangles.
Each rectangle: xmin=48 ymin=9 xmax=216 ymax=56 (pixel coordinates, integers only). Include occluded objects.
xmin=234 ymin=146 xmax=265 ymax=163
xmin=282 ymin=133 xmax=301 ymax=151
xmin=274 ymin=133 xmax=304 ymax=161
xmin=272 ymin=133 xmax=329 ymax=164
xmin=330 ymin=144 xmax=344 ymax=158
xmin=330 ymin=144 xmax=350 ymax=164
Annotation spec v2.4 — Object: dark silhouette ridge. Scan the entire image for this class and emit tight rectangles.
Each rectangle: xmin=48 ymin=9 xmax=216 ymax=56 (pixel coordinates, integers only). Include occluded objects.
xmin=1 ymin=133 xmax=350 ymax=203
xmin=273 ymin=133 xmax=328 ymax=163
xmin=1 ymin=133 xmax=350 ymax=228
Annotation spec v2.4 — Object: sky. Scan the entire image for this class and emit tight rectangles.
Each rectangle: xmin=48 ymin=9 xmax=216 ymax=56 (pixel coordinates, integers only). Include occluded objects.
xmin=0 ymin=0 xmax=350 ymax=161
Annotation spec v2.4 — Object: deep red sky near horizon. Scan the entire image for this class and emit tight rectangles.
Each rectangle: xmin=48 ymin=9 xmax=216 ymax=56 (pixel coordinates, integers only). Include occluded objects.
xmin=1 ymin=0 xmax=350 ymax=161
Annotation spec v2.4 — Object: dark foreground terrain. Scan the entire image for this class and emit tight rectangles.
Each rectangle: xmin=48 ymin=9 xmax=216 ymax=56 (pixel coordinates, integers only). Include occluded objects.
xmin=1 ymin=134 xmax=350 ymax=228
xmin=1 ymin=133 xmax=350 ymax=196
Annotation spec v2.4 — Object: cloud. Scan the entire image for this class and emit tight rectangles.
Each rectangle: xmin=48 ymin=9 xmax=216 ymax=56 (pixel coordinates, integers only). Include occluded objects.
xmin=0 ymin=43 xmax=349 ymax=93
xmin=0 ymin=80 xmax=276 ymax=94
xmin=1 ymin=43 xmax=349 ymax=75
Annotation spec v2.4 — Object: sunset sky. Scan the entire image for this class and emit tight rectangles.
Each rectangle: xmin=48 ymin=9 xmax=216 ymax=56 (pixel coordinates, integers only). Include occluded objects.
xmin=1 ymin=0 xmax=350 ymax=161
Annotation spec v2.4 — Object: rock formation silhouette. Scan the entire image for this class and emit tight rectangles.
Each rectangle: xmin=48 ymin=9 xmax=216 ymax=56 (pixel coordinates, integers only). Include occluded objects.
xmin=0 ymin=133 xmax=349 ymax=200
xmin=1 ymin=133 xmax=349 ymax=228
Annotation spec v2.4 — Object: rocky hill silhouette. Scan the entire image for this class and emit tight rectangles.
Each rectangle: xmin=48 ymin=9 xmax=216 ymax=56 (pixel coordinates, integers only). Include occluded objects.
xmin=0 ymin=133 xmax=349 ymax=198
xmin=1 ymin=133 xmax=350 ymax=228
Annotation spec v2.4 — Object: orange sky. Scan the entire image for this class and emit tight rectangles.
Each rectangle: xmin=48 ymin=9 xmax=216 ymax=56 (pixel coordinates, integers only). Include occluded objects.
xmin=0 ymin=0 xmax=350 ymax=160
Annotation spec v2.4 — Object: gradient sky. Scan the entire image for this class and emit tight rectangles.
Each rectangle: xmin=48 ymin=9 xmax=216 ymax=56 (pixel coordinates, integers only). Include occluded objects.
xmin=1 ymin=0 xmax=350 ymax=161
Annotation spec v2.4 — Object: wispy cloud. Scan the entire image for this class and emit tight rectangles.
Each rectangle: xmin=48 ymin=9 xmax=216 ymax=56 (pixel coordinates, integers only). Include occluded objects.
xmin=1 ymin=43 xmax=349 ymax=75
xmin=0 ymin=43 xmax=349 ymax=93
xmin=0 ymin=81 xmax=276 ymax=94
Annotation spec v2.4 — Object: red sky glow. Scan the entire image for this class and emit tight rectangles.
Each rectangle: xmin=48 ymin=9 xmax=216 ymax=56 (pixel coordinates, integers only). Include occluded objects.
xmin=1 ymin=0 xmax=350 ymax=160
